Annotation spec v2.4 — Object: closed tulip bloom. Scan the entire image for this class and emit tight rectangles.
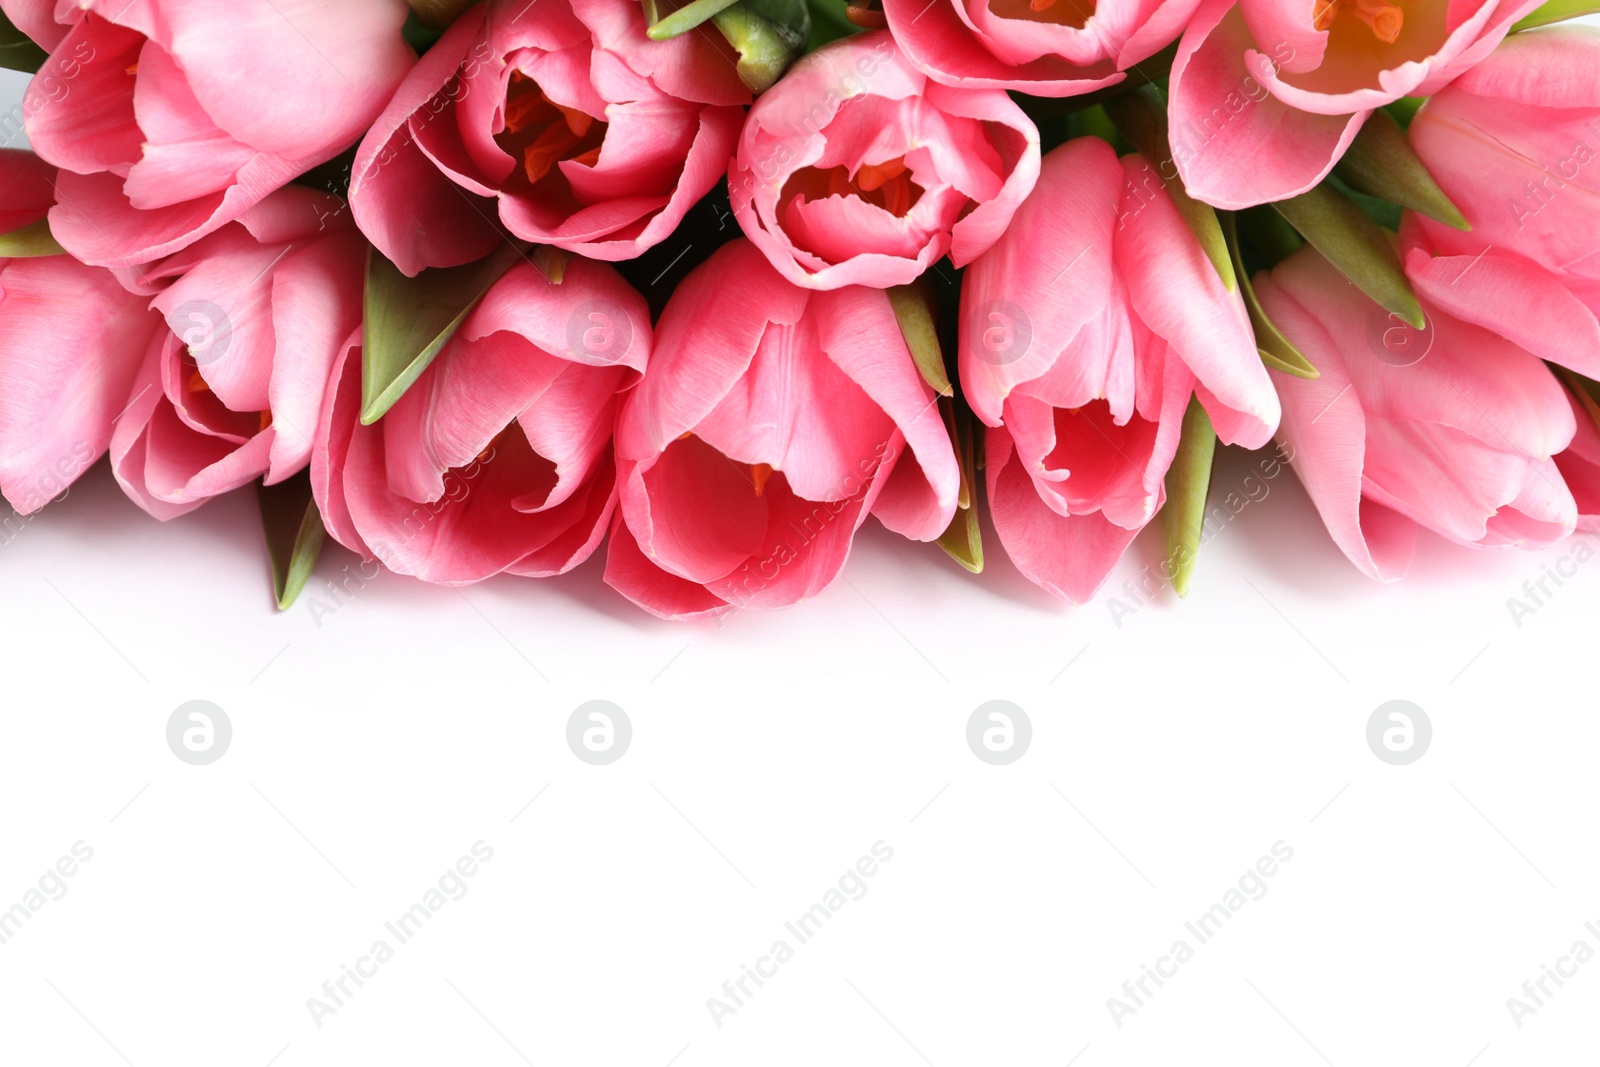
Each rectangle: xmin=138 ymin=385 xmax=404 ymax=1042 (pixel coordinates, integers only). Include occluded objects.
xmin=728 ymin=31 xmax=1040 ymax=290
xmin=110 ymin=187 xmax=366 ymax=520
xmin=1256 ymin=244 xmax=1578 ymax=580
xmin=1167 ymin=0 xmax=1540 ymax=208
xmin=883 ymin=0 xmax=1201 ymax=98
xmin=0 ymin=149 xmax=162 ymax=515
xmin=15 ymin=0 xmax=414 ymax=267
xmin=959 ymin=137 xmax=1279 ymax=603
xmin=349 ymin=0 xmax=746 ymax=275
xmin=314 ymin=257 xmax=650 ymax=584
xmin=1401 ymin=27 xmax=1600 ymax=384
xmin=605 ymin=238 xmax=961 ymax=620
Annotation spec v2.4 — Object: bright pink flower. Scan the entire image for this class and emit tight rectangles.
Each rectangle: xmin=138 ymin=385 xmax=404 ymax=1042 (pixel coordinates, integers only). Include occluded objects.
xmin=109 ymin=187 xmax=365 ymax=520
xmin=16 ymin=0 xmax=412 ymax=269
xmin=605 ymin=238 xmax=961 ymax=620
xmin=1167 ymin=0 xmax=1540 ymax=208
xmin=728 ymin=31 xmax=1040 ymax=290
xmin=882 ymin=0 xmax=1200 ymax=97
xmin=313 ymin=257 xmax=650 ymax=584
xmin=0 ymin=149 xmax=162 ymax=515
xmin=349 ymin=0 xmax=746 ymax=275
xmin=959 ymin=137 xmax=1278 ymax=603
xmin=1256 ymin=243 xmax=1578 ymax=580
xmin=1400 ymin=27 xmax=1600 ymax=383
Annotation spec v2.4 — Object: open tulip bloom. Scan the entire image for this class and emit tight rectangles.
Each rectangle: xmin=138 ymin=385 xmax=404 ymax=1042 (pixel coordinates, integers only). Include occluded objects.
xmin=1 ymin=0 xmax=1599 ymax=617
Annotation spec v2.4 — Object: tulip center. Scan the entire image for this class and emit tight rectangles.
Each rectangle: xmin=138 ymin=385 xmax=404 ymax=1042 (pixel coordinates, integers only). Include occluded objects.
xmin=788 ymin=156 xmax=923 ymax=217
xmin=184 ymin=366 xmax=270 ymax=433
xmin=1312 ymin=0 xmax=1402 ymax=43
xmin=498 ymin=72 xmax=606 ymax=188
xmin=679 ymin=432 xmax=773 ymax=496
xmin=1279 ymin=0 xmax=1446 ymax=93
xmin=986 ymin=0 xmax=1095 ymax=29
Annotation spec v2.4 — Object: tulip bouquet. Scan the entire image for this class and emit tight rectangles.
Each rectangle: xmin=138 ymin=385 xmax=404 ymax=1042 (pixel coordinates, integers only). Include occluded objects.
xmin=1 ymin=0 xmax=1597 ymax=620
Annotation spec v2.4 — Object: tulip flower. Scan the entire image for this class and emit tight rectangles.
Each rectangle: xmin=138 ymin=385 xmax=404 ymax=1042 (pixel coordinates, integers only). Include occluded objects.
xmin=728 ymin=30 xmax=1040 ymax=290
xmin=0 ymin=149 xmax=162 ymax=515
xmin=109 ymin=187 xmax=366 ymax=520
xmin=314 ymin=256 xmax=650 ymax=584
xmin=959 ymin=137 xmax=1279 ymax=603
xmin=883 ymin=0 xmax=1201 ymax=98
xmin=15 ymin=0 xmax=414 ymax=268
xmin=605 ymin=238 xmax=961 ymax=620
xmin=1256 ymin=243 xmax=1578 ymax=579
xmin=1167 ymin=0 xmax=1540 ymax=208
xmin=349 ymin=0 xmax=747 ymax=275
xmin=1557 ymin=387 xmax=1600 ymax=532
xmin=1400 ymin=26 xmax=1600 ymax=383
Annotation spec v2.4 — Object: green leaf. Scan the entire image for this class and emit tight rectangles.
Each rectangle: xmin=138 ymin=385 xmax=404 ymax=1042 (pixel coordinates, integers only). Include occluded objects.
xmin=711 ymin=1 xmax=807 ymax=94
xmin=1383 ymin=96 xmax=1426 ymax=129
xmin=1514 ymin=0 xmax=1600 ymax=30
xmin=1102 ymin=85 xmax=1236 ymax=292
xmin=0 ymin=218 xmax=65 ymax=258
xmin=887 ymin=282 xmax=952 ymax=397
xmin=648 ymin=0 xmax=745 ymax=38
xmin=935 ymin=397 xmax=983 ymax=573
xmin=257 ymin=472 xmax=327 ymax=611
xmin=0 ymin=10 xmax=47 ymax=73
xmin=1334 ymin=109 xmax=1469 ymax=230
xmin=1272 ymin=181 xmax=1424 ymax=329
xmin=1163 ymin=396 xmax=1216 ymax=599
xmin=1222 ymin=213 xmax=1318 ymax=379
xmin=361 ymin=242 xmax=525 ymax=425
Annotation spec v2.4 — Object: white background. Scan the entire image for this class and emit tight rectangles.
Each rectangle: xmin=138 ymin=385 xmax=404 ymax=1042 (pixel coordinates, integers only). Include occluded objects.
xmin=3 ymin=66 xmax=1599 ymax=1066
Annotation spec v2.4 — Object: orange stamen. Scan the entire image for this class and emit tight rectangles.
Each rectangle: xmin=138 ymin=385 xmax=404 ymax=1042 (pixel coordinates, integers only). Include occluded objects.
xmin=750 ymin=463 xmax=773 ymax=496
xmin=1311 ymin=0 xmax=1402 ymax=41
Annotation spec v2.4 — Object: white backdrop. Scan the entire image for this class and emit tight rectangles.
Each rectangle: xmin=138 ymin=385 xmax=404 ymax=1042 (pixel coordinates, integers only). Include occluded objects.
xmin=3 ymin=66 xmax=1598 ymax=1066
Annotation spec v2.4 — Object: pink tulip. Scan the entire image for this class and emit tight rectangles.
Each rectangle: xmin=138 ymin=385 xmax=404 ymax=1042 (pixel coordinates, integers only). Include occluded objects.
xmin=604 ymin=238 xmax=961 ymax=620
xmin=960 ymin=137 xmax=1279 ymax=602
xmin=882 ymin=0 xmax=1200 ymax=97
xmin=0 ymin=149 xmax=162 ymax=515
xmin=728 ymin=30 xmax=1040 ymax=290
xmin=1400 ymin=27 xmax=1600 ymax=383
xmin=1255 ymin=243 xmax=1578 ymax=580
xmin=18 ymin=0 xmax=413 ymax=268
xmin=1167 ymin=0 xmax=1540 ymax=208
xmin=109 ymin=187 xmax=366 ymax=520
xmin=349 ymin=0 xmax=746 ymax=276
xmin=1557 ymin=387 xmax=1600 ymax=532
xmin=313 ymin=256 xmax=650 ymax=584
